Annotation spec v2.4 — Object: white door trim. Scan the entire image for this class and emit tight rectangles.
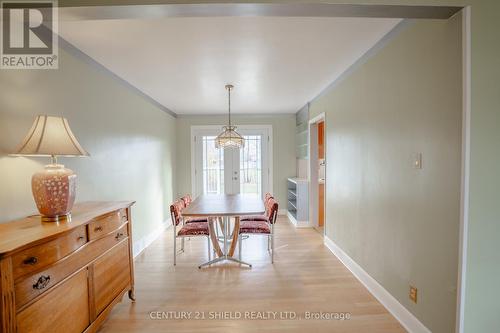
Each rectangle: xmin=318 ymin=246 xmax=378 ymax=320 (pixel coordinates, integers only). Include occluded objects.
xmin=190 ymin=125 xmax=273 ymax=198
xmin=308 ymin=112 xmax=326 ymax=235
xmin=456 ymin=7 xmax=471 ymax=333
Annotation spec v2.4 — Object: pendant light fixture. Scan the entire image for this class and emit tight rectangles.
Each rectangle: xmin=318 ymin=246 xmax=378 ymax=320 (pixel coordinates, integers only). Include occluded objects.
xmin=215 ymin=84 xmax=245 ymax=149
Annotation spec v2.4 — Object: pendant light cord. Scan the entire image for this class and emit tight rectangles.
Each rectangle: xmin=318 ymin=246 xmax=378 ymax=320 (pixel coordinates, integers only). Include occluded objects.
xmin=228 ymin=86 xmax=232 ymax=127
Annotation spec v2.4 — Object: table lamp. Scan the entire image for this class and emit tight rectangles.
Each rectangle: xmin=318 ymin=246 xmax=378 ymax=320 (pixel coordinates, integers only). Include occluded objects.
xmin=12 ymin=115 xmax=89 ymax=222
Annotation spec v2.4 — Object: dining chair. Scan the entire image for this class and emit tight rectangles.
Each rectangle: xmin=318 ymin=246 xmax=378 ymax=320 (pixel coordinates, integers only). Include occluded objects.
xmin=180 ymin=194 xmax=222 ymax=243
xmin=170 ymin=199 xmax=211 ymax=265
xmin=240 ymin=192 xmax=274 ymax=222
xmin=180 ymin=194 xmax=208 ymax=224
xmin=238 ymin=197 xmax=278 ymax=263
xmin=181 ymin=194 xmax=192 ymax=206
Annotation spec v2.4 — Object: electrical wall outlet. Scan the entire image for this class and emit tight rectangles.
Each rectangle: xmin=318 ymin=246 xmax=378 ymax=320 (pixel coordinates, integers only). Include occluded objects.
xmin=409 ymin=286 xmax=418 ymax=303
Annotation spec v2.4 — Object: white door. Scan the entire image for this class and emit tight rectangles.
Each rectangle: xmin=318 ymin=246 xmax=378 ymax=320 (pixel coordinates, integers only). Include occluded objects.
xmin=192 ymin=126 xmax=272 ymax=198
xmin=224 ymin=147 xmax=240 ymax=194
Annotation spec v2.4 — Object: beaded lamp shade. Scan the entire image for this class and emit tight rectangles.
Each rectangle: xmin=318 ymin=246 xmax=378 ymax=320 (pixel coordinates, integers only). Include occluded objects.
xmin=215 ymin=84 xmax=245 ymax=149
xmin=214 ymin=125 xmax=245 ymax=149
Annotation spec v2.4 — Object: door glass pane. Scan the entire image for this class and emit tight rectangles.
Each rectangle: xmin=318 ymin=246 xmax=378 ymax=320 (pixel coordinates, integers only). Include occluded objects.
xmin=239 ymin=135 xmax=262 ymax=196
xmin=202 ymin=136 xmax=224 ymax=194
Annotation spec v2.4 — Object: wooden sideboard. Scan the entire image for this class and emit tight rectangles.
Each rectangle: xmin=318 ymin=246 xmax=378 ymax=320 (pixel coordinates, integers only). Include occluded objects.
xmin=0 ymin=201 xmax=135 ymax=333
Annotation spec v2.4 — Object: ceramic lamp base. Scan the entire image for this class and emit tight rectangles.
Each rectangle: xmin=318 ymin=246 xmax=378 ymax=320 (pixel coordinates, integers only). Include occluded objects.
xmin=32 ymin=164 xmax=77 ymax=223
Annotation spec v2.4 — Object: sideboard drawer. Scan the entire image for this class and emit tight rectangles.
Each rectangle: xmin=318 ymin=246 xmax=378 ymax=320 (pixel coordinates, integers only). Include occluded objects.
xmin=17 ymin=268 xmax=90 ymax=333
xmin=12 ymin=225 xmax=88 ymax=280
xmin=88 ymin=209 xmax=127 ymax=240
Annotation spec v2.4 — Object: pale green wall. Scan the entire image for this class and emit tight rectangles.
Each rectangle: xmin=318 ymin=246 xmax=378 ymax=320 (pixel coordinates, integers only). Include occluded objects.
xmin=306 ymin=1 xmax=500 ymax=331
xmin=175 ymin=115 xmax=296 ymax=206
xmin=460 ymin=4 xmax=500 ymax=333
xmin=0 ymin=47 xmax=177 ymax=247
xmin=309 ymin=17 xmax=462 ymax=332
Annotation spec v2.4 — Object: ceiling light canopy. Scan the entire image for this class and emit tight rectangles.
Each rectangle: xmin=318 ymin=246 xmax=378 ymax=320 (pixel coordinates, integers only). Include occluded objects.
xmin=215 ymin=84 xmax=245 ymax=149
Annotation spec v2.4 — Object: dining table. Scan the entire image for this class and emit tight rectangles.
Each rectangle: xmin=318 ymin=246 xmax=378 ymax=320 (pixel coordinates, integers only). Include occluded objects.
xmin=182 ymin=194 xmax=265 ymax=268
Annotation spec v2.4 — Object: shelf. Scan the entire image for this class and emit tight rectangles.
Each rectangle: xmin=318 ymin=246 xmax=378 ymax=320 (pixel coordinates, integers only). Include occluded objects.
xmin=288 ymin=177 xmax=308 ymax=184
xmin=296 ymin=121 xmax=308 ymax=134
xmin=296 ymin=129 xmax=308 ymax=135
xmin=286 ymin=176 xmax=309 ymax=226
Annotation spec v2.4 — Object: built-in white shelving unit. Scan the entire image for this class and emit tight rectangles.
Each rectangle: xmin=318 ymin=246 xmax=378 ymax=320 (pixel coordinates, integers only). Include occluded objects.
xmin=296 ymin=105 xmax=309 ymax=159
xmin=287 ymin=178 xmax=309 ymax=227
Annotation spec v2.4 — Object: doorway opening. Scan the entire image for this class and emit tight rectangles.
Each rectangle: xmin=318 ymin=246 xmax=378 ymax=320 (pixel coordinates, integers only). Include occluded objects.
xmin=308 ymin=113 xmax=326 ymax=236
xmin=191 ymin=125 xmax=272 ymax=198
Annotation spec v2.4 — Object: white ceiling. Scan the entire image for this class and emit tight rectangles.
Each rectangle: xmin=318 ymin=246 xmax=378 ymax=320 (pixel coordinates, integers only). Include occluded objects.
xmin=59 ymin=16 xmax=401 ymax=115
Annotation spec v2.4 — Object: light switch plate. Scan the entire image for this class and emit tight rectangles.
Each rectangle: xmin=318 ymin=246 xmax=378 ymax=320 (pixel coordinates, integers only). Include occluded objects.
xmin=409 ymin=286 xmax=418 ymax=303
xmin=413 ymin=153 xmax=422 ymax=169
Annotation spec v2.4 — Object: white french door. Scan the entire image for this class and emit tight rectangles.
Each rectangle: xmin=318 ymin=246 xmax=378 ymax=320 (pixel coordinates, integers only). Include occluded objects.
xmin=192 ymin=126 xmax=272 ymax=198
xmin=224 ymin=147 xmax=240 ymax=194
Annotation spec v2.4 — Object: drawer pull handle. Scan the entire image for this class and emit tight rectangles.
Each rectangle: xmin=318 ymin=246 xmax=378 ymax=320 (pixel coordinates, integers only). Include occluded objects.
xmin=94 ymin=226 xmax=103 ymax=232
xmin=23 ymin=256 xmax=38 ymax=265
xmin=77 ymin=236 xmax=85 ymax=241
xmin=33 ymin=275 xmax=51 ymax=290
xmin=115 ymin=232 xmax=124 ymax=240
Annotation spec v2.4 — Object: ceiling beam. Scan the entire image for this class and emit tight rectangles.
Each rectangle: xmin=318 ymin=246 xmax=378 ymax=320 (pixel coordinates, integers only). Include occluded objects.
xmin=59 ymin=3 xmax=462 ymax=21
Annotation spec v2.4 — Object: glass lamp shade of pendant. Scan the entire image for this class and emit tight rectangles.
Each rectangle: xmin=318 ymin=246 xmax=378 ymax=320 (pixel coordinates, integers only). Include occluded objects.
xmin=215 ymin=125 xmax=245 ymax=149
xmin=32 ymin=164 xmax=77 ymax=222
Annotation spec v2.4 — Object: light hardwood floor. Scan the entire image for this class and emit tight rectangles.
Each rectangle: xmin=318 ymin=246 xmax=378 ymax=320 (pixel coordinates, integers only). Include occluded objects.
xmin=98 ymin=216 xmax=406 ymax=333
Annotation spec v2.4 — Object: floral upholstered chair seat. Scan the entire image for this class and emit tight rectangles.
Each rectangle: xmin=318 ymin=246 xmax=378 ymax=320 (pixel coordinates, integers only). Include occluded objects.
xmin=177 ymin=222 xmax=210 ymax=236
xmin=239 ymin=220 xmax=271 ymax=234
xmin=240 ymin=215 xmax=269 ymax=222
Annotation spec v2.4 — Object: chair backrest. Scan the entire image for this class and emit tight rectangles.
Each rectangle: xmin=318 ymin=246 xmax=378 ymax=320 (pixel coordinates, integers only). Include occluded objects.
xmin=264 ymin=193 xmax=274 ymax=215
xmin=181 ymin=194 xmax=192 ymax=207
xmin=169 ymin=200 xmax=185 ymax=226
xmin=265 ymin=198 xmax=278 ymax=224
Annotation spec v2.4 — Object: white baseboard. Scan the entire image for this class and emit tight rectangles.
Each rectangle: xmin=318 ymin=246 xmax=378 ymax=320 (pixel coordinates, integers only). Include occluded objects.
xmin=133 ymin=218 xmax=171 ymax=258
xmin=286 ymin=210 xmax=313 ymax=228
xmin=324 ymin=236 xmax=431 ymax=333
